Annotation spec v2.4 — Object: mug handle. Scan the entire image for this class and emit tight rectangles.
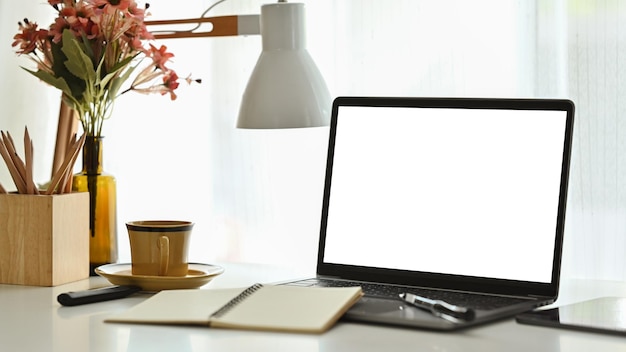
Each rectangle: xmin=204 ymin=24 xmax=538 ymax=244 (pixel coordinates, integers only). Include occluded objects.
xmin=158 ymin=236 xmax=170 ymax=276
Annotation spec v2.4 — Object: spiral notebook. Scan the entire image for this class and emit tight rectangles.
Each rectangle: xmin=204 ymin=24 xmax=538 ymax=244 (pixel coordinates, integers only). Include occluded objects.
xmin=106 ymin=284 xmax=363 ymax=333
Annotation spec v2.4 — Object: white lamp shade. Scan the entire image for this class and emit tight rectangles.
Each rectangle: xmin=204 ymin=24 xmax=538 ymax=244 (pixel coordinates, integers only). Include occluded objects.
xmin=237 ymin=2 xmax=331 ymax=129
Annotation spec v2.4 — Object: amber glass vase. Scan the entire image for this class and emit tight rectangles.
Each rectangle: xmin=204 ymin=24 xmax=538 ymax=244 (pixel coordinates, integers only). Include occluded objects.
xmin=73 ymin=136 xmax=118 ymax=275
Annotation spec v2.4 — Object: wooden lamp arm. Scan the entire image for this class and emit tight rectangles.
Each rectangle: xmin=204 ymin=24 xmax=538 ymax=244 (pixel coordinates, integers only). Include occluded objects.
xmin=145 ymin=15 xmax=260 ymax=39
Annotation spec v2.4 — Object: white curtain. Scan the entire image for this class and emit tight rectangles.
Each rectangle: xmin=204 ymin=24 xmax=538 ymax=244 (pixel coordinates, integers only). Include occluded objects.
xmin=1 ymin=0 xmax=624 ymax=280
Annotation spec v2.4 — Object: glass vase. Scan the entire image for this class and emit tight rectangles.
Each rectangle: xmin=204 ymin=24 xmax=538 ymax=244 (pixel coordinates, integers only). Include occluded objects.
xmin=72 ymin=136 xmax=118 ymax=275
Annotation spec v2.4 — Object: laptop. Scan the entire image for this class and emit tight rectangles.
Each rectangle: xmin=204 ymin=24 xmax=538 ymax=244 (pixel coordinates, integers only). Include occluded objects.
xmin=281 ymin=96 xmax=575 ymax=330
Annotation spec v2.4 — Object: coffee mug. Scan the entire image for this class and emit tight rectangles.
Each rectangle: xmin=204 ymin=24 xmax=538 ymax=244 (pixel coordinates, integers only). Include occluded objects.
xmin=126 ymin=220 xmax=194 ymax=277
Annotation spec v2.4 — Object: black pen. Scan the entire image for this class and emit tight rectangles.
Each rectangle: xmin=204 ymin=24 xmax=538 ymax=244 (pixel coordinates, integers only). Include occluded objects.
xmin=399 ymin=292 xmax=476 ymax=322
xmin=57 ymin=285 xmax=141 ymax=306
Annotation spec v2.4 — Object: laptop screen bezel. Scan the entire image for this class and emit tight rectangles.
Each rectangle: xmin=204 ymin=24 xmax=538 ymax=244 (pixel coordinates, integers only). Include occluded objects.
xmin=316 ymin=96 xmax=575 ymax=298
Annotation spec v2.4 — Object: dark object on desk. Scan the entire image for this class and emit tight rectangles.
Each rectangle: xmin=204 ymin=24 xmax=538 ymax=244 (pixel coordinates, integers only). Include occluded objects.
xmin=280 ymin=96 xmax=576 ymax=331
xmin=57 ymin=285 xmax=141 ymax=306
xmin=516 ymin=297 xmax=626 ymax=336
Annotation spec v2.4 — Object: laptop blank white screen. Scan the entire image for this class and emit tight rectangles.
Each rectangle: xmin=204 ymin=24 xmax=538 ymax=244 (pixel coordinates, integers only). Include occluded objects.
xmin=322 ymin=105 xmax=568 ymax=283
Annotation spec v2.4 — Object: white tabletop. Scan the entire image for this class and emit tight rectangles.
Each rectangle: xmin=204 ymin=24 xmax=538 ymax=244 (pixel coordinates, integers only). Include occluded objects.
xmin=2 ymin=262 xmax=626 ymax=352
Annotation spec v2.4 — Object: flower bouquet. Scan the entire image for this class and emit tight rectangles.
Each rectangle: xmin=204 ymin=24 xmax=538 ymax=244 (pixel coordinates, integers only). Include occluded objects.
xmin=12 ymin=0 xmax=194 ymax=136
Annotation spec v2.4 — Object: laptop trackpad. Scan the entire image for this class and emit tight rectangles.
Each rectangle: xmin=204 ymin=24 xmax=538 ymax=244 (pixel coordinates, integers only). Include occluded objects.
xmin=345 ymin=297 xmax=455 ymax=328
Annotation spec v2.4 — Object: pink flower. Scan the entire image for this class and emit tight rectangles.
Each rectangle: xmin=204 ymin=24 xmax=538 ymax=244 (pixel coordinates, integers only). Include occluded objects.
xmin=60 ymin=2 xmax=99 ymax=39
xmin=59 ymin=6 xmax=77 ymax=18
xmin=92 ymin=0 xmax=132 ymax=14
xmin=48 ymin=0 xmax=63 ymax=7
xmin=135 ymin=21 xmax=154 ymax=40
xmin=49 ymin=16 xmax=71 ymax=43
xmin=124 ymin=19 xmax=153 ymax=51
xmin=185 ymin=74 xmax=202 ymax=85
xmin=162 ymin=71 xmax=180 ymax=100
xmin=12 ymin=19 xmax=48 ymax=55
xmin=149 ymin=44 xmax=174 ymax=70
xmin=127 ymin=1 xmax=147 ymax=20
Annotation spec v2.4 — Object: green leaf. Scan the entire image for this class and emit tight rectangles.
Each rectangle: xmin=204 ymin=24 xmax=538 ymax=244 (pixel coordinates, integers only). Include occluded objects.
xmin=79 ymin=32 xmax=94 ymax=60
xmin=99 ymin=70 xmax=118 ymax=91
xmin=50 ymin=40 xmax=69 ymax=80
xmin=22 ymin=67 xmax=73 ymax=97
xmin=49 ymin=33 xmax=86 ymax=100
xmin=109 ymin=54 xmax=137 ymax=74
xmin=94 ymin=56 xmax=107 ymax=85
xmin=60 ymin=29 xmax=96 ymax=82
xmin=108 ymin=66 xmax=138 ymax=99
xmin=103 ymin=55 xmax=137 ymax=92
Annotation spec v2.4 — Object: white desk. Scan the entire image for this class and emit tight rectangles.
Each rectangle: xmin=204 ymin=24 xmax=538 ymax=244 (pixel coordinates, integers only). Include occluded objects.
xmin=1 ymin=262 xmax=625 ymax=352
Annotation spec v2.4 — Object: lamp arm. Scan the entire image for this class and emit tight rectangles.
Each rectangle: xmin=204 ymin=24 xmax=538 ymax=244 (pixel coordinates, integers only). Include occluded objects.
xmin=145 ymin=15 xmax=260 ymax=39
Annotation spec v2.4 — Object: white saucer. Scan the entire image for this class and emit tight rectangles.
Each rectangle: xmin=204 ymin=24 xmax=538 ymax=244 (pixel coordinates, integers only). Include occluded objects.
xmin=95 ymin=263 xmax=224 ymax=291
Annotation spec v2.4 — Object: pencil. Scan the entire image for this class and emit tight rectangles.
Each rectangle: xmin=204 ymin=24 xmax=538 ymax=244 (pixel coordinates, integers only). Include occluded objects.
xmin=0 ymin=134 xmax=27 ymax=194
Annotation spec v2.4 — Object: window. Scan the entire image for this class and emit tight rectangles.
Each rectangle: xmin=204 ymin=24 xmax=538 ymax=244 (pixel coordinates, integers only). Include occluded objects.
xmin=1 ymin=0 xmax=624 ymax=280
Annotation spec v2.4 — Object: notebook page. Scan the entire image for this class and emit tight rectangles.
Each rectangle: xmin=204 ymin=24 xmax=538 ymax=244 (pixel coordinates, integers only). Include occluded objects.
xmin=210 ymin=285 xmax=363 ymax=333
xmin=106 ymin=288 xmax=243 ymax=325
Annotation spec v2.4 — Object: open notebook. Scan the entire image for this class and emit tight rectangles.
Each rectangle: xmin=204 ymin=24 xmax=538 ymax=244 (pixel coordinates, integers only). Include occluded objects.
xmin=281 ymin=97 xmax=575 ymax=330
xmin=106 ymin=284 xmax=363 ymax=334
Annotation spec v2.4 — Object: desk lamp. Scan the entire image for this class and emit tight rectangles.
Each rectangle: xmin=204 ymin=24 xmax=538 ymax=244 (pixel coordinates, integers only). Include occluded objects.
xmin=147 ymin=0 xmax=331 ymax=129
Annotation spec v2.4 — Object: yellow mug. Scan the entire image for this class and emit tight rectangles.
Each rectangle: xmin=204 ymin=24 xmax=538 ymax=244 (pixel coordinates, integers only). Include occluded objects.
xmin=126 ymin=220 xmax=194 ymax=277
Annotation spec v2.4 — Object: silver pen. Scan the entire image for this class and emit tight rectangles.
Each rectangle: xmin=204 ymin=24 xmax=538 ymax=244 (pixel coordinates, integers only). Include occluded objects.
xmin=399 ymin=292 xmax=476 ymax=322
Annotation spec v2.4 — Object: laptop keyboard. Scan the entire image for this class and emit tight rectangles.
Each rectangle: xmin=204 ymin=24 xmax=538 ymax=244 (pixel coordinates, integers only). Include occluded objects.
xmin=285 ymin=278 xmax=531 ymax=310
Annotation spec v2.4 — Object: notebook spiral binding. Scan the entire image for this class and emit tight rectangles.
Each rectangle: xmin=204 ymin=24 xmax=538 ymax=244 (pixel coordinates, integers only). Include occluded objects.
xmin=210 ymin=283 xmax=264 ymax=319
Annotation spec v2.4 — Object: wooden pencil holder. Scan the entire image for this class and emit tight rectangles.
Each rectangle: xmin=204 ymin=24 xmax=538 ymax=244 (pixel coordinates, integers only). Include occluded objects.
xmin=0 ymin=192 xmax=89 ymax=286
